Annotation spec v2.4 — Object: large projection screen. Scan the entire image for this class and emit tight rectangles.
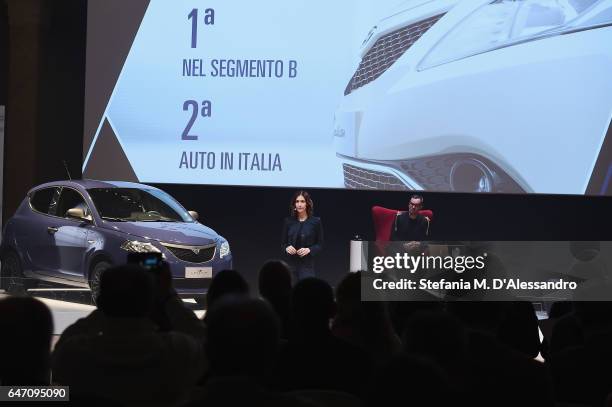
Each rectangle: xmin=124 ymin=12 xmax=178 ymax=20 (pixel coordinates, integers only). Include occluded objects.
xmin=83 ymin=0 xmax=612 ymax=195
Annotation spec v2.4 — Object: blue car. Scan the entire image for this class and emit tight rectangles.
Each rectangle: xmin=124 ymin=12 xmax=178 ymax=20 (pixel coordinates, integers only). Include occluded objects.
xmin=1 ymin=180 xmax=232 ymax=303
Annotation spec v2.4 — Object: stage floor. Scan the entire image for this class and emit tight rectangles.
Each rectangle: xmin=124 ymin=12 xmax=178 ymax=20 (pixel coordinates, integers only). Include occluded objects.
xmin=0 ymin=289 xmax=206 ymax=337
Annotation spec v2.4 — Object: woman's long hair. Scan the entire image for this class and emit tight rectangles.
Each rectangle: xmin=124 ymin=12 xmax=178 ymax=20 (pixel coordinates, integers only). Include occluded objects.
xmin=289 ymin=190 xmax=314 ymax=218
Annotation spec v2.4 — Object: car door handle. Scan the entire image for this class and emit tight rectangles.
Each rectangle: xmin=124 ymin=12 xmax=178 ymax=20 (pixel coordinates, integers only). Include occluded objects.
xmin=47 ymin=226 xmax=59 ymax=234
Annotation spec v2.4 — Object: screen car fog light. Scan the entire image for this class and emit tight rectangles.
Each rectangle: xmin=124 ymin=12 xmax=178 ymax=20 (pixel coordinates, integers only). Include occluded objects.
xmin=450 ymin=159 xmax=493 ymax=192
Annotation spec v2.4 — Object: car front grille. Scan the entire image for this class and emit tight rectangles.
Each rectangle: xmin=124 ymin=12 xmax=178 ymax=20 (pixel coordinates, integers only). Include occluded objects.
xmin=344 ymin=13 xmax=444 ymax=95
xmin=162 ymin=243 xmax=216 ymax=263
xmin=343 ymin=163 xmax=409 ymax=190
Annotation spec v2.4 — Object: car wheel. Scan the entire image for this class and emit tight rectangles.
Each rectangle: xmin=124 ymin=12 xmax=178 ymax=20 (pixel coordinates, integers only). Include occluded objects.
xmin=89 ymin=261 xmax=111 ymax=305
xmin=2 ymin=251 xmax=28 ymax=295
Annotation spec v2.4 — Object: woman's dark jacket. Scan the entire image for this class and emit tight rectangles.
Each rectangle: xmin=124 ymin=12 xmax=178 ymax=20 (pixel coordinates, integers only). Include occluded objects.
xmin=281 ymin=216 xmax=324 ymax=256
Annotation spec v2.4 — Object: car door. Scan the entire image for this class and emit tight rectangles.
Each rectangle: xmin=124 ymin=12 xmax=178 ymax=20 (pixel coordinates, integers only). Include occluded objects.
xmin=21 ymin=186 xmax=62 ymax=276
xmin=47 ymin=187 xmax=94 ymax=280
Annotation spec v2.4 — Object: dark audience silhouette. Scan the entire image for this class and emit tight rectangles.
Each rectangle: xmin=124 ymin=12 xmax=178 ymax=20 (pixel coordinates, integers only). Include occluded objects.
xmin=258 ymin=260 xmax=293 ymax=339
xmin=0 ymin=296 xmax=53 ymax=385
xmin=277 ymin=277 xmax=372 ymax=396
xmin=204 ymin=268 xmax=249 ymax=312
xmin=206 ymin=296 xmax=280 ymax=379
xmin=366 ymin=354 xmax=452 ymax=407
xmin=3 ymin=259 xmax=610 ymax=407
xmin=447 ymin=301 xmax=554 ymax=407
xmin=549 ymin=304 xmax=583 ymax=356
xmin=52 ymin=264 xmax=206 ymax=406
xmin=497 ymin=301 xmax=541 ymax=358
xmin=332 ymin=271 xmax=401 ymax=365
xmin=551 ymin=301 xmax=612 ymax=407
xmin=402 ymin=309 xmax=469 ymax=396
xmin=184 ymin=296 xmax=313 ymax=407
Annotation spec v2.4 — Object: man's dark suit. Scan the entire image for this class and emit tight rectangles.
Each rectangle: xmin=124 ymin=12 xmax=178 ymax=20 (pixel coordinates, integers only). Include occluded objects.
xmin=390 ymin=213 xmax=429 ymax=241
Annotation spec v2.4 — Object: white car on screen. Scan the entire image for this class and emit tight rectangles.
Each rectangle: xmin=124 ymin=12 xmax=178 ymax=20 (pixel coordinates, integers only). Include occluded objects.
xmin=334 ymin=0 xmax=612 ymax=194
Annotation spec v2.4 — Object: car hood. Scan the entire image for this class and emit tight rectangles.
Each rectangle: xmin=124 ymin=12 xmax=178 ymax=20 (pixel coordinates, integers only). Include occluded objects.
xmin=382 ymin=0 xmax=441 ymax=19
xmin=104 ymin=221 xmax=220 ymax=245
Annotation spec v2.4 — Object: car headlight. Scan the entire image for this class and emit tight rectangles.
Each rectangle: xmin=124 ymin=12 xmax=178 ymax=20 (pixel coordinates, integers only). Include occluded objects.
xmin=220 ymin=241 xmax=230 ymax=258
xmin=420 ymin=0 xmax=599 ymax=70
xmin=120 ymin=240 xmax=162 ymax=253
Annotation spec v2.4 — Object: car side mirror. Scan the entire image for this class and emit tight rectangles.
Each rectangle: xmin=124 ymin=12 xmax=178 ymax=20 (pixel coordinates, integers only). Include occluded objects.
xmin=66 ymin=207 xmax=92 ymax=222
xmin=188 ymin=210 xmax=199 ymax=221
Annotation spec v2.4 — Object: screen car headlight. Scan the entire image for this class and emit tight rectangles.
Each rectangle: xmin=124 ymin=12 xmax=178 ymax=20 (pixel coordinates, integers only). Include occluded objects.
xmin=219 ymin=241 xmax=230 ymax=258
xmin=120 ymin=240 xmax=162 ymax=253
xmin=420 ymin=0 xmax=599 ymax=70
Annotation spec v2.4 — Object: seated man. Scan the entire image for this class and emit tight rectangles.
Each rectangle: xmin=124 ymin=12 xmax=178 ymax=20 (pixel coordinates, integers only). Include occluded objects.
xmin=390 ymin=194 xmax=430 ymax=244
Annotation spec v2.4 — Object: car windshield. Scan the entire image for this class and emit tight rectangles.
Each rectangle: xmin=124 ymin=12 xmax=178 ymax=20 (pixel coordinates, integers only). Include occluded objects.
xmin=87 ymin=188 xmax=193 ymax=222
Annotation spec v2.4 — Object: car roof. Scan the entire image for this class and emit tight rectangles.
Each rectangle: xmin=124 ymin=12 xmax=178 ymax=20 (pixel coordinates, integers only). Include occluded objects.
xmin=27 ymin=179 xmax=159 ymax=194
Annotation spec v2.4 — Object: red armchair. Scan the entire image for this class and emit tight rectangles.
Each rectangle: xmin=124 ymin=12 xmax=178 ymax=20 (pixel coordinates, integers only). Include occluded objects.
xmin=371 ymin=206 xmax=433 ymax=242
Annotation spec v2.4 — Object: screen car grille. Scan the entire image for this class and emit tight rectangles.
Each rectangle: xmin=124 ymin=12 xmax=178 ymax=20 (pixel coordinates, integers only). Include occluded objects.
xmin=162 ymin=244 xmax=216 ymax=263
xmin=344 ymin=14 xmax=444 ymax=95
xmin=343 ymin=163 xmax=409 ymax=191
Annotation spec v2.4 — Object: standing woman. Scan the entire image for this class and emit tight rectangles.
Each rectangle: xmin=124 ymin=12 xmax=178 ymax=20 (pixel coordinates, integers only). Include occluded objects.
xmin=281 ymin=191 xmax=324 ymax=281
